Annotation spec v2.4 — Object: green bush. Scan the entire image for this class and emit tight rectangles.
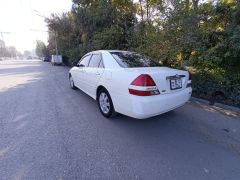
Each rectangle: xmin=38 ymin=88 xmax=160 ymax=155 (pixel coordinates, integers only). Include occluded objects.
xmin=192 ymin=71 xmax=240 ymax=107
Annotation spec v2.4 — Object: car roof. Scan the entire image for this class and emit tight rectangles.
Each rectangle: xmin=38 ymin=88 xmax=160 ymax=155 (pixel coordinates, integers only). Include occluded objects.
xmin=88 ymin=50 xmax=133 ymax=54
xmin=86 ymin=50 xmax=124 ymax=68
xmin=106 ymin=50 xmax=131 ymax=53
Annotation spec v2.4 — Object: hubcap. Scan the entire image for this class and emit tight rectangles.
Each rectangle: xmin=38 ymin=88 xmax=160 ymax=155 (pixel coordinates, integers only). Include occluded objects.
xmin=99 ymin=92 xmax=110 ymax=114
xmin=70 ymin=76 xmax=74 ymax=87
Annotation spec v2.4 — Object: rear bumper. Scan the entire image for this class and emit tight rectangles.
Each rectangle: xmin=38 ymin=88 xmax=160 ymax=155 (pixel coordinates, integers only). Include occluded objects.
xmin=125 ymin=88 xmax=192 ymax=119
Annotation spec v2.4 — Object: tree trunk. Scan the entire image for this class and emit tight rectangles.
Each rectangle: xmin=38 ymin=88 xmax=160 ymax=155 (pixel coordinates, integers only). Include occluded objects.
xmin=146 ymin=0 xmax=151 ymax=25
xmin=185 ymin=0 xmax=190 ymax=10
xmin=139 ymin=0 xmax=144 ymax=22
xmin=232 ymin=1 xmax=240 ymax=27
xmin=192 ymin=0 xmax=199 ymax=10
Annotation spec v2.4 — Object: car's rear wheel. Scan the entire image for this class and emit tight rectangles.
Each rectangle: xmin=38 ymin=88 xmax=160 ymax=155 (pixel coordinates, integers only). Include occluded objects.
xmin=97 ymin=88 xmax=117 ymax=118
xmin=69 ymin=75 xmax=77 ymax=90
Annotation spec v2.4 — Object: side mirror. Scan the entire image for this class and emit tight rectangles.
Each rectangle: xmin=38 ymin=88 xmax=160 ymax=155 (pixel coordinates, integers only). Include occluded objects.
xmin=72 ymin=61 xmax=78 ymax=67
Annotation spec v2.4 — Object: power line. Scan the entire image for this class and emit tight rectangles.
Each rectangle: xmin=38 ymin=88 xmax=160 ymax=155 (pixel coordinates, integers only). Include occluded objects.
xmin=30 ymin=29 xmax=49 ymax=33
xmin=30 ymin=10 xmax=58 ymax=57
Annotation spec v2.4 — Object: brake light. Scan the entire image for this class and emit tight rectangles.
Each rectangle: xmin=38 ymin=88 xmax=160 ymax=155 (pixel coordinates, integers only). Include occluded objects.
xmin=129 ymin=74 xmax=160 ymax=96
xmin=188 ymin=71 xmax=192 ymax=81
xmin=131 ymin=74 xmax=156 ymax=86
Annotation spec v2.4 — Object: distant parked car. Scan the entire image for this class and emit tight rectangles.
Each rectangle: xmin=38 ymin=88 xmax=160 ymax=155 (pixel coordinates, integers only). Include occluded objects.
xmin=69 ymin=50 xmax=192 ymax=119
xmin=43 ymin=56 xmax=50 ymax=62
xmin=27 ymin=56 xmax=32 ymax=60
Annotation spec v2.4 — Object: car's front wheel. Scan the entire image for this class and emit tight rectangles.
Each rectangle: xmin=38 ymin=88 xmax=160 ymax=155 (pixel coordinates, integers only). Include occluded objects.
xmin=97 ymin=88 xmax=117 ymax=118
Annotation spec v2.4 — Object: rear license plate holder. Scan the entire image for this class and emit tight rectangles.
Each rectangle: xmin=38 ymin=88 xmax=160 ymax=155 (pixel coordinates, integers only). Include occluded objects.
xmin=170 ymin=79 xmax=182 ymax=90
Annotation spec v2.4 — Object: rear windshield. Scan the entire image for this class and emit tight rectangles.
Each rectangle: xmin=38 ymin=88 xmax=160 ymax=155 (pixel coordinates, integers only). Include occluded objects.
xmin=110 ymin=51 xmax=160 ymax=68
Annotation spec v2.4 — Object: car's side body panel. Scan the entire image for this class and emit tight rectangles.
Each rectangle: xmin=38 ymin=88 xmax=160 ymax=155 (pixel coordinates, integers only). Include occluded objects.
xmin=84 ymin=67 xmax=105 ymax=99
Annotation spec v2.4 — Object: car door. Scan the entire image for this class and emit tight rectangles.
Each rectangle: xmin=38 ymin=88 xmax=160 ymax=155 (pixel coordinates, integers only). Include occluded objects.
xmin=84 ymin=53 xmax=105 ymax=98
xmin=75 ymin=54 xmax=91 ymax=90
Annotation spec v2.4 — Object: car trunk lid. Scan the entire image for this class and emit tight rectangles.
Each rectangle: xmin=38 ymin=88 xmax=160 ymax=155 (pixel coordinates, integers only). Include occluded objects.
xmin=124 ymin=67 xmax=189 ymax=94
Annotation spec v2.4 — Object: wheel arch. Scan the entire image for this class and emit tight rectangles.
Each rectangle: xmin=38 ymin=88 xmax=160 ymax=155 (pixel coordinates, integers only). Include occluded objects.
xmin=96 ymin=85 xmax=117 ymax=117
xmin=96 ymin=85 xmax=115 ymax=104
xmin=96 ymin=85 xmax=107 ymax=100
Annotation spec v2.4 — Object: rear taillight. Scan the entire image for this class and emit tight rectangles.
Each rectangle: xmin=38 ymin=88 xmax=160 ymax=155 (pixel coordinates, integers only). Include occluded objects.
xmin=129 ymin=74 xmax=160 ymax=96
xmin=131 ymin=74 xmax=156 ymax=86
xmin=188 ymin=71 xmax=192 ymax=81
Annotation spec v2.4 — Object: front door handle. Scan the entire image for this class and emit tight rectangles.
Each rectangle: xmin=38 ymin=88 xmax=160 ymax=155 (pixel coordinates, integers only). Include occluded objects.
xmin=96 ymin=72 xmax=100 ymax=76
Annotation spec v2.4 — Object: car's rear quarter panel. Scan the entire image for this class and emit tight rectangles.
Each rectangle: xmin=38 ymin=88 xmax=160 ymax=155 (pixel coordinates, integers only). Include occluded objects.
xmin=99 ymin=69 xmax=138 ymax=114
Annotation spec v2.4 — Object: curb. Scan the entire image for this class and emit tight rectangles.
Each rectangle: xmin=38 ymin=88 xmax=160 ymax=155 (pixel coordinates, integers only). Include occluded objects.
xmin=191 ymin=97 xmax=240 ymax=114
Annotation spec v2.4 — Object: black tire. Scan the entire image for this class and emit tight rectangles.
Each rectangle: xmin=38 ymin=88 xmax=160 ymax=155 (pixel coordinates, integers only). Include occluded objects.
xmin=97 ymin=88 xmax=117 ymax=118
xmin=69 ymin=74 xmax=77 ymax=90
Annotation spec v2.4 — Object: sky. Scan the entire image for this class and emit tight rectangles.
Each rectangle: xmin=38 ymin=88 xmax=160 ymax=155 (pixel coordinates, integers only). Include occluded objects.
xmin=0 ymin=0 xmax=72 ymax=53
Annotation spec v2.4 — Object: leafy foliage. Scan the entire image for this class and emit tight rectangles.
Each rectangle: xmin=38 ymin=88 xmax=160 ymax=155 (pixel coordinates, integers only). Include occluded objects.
xmin=192 ymin=71 xmax=240 ymax=106
xmin=0 ymin=40 xmax=20 ymax=58
xmin=46 ymin=0 xmax=240 ymax=106
xmin=36 ymin=40 xmax=47 ymax=57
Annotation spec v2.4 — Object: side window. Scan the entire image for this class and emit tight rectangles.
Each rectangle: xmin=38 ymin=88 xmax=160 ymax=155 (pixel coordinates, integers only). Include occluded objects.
xmin=88 ymin=54 xmax=102 ymax=68
xmin=78 ymin=55 xmax=91 ymax=67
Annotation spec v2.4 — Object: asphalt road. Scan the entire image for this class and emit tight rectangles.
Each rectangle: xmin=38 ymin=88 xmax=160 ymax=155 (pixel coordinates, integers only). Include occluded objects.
xmin=0 ymin=60 xmax=240 ymax=180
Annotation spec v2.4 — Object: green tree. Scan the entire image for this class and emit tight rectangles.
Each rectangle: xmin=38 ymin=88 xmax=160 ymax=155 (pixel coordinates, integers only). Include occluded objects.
xmin=36 ymin=40 xmax=47 ymax=57
xmin=23 ymin=50 xmax=31 ymax=58
xmin=44 ymin=0 xmax=240 ymax=105
xmin=7 ymin=46 xmax=17 ymax=58
xmin=0 ymin=40 xmax=6 ymax=57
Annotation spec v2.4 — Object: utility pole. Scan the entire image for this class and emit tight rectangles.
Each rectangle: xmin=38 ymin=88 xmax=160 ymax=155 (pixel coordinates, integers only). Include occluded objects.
xmin=0 ymin=31 xmax=10 ymax=42
xmin=30 ymin=29 xmax=58 ymax=58
xmin=33 ymin=10 xmax=58 ymax=58
xmin=54 ymin=30 xmax=58 ymax=57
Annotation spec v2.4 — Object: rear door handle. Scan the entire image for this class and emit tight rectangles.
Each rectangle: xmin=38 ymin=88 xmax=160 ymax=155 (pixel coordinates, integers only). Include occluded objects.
xmin=96 ymin=72 xmax=100 ymax=76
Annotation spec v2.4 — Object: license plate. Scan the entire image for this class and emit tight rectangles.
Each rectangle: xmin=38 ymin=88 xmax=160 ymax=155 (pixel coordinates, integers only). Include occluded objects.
xmin=170 ymin=79 xmax=182 ymax=90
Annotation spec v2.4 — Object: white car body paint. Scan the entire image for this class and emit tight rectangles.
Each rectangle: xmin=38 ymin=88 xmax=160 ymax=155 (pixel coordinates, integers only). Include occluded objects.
xmin=69 ymin=50 xmax=192 ymax=119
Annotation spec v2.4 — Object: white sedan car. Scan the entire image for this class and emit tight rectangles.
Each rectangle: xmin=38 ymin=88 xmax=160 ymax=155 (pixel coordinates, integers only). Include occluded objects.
xmin=69 ymin=50 xmax=192 ymax=119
